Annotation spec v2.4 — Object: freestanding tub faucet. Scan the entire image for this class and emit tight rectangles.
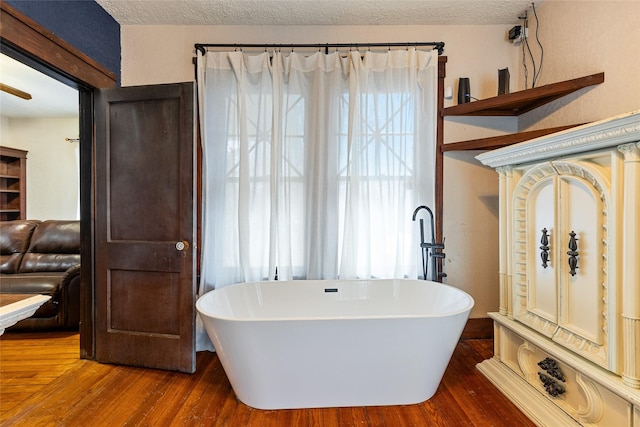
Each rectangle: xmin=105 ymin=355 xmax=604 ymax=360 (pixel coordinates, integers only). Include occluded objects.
xmin=412 ymin=205 xmax=446 ymax=281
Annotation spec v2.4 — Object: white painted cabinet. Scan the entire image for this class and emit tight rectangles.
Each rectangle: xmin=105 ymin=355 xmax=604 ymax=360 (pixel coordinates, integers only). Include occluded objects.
xmin=477 ymin=111 xmax=640 ymax=426
xmin=512 ymin=157 xmax=612 ymax=369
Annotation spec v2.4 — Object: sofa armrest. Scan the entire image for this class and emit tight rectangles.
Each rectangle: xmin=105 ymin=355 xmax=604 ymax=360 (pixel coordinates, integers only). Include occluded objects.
xmin=58 ymin=263 xmax=81 ymax=328
xmin=60 ymin=264 xmax=81 ymax=284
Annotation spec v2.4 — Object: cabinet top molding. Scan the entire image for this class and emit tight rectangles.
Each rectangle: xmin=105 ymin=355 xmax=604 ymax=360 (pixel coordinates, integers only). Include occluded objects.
xmin=476 ymin=110 xmax=640 ymax=168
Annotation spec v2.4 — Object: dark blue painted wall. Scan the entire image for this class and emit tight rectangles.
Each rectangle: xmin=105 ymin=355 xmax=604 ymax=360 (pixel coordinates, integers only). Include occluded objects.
xmin=6 ymin=0 xmax=120 ymax=84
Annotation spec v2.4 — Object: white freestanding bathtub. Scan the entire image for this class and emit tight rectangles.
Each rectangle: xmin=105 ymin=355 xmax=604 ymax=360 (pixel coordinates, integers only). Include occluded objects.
xmin=196 ymin=279 xmax=474 ymax=410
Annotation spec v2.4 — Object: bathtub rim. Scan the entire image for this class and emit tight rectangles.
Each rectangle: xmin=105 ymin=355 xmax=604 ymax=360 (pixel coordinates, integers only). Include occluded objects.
xmin=196 ymin=278 xmax=475 ymax=323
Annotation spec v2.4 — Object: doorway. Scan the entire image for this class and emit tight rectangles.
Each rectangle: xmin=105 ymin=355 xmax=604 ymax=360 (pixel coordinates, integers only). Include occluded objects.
xmin=1 ymin=0 xmax=120 ymax=360
xmin=1 ymin=3 xmax=198 ymax=366
xmin=0 ymin=21 xmax=110 ymax=356
xmin=0 ymin=47 xmax=90 ymax=358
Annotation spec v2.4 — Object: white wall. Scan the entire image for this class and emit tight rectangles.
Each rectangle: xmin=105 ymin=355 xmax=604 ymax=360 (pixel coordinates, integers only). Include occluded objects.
xmin=518 ymin=0 xmax=640 ymax=129
xmin=0 ymin=116 xmax=9 ymax=139
xmin=3 ymin=117 xmax=79 ymax=220
xmin=120 ymin=23 xmax=520 ymax=319
xmin=118 ymin=2 xmax=640 ymax=321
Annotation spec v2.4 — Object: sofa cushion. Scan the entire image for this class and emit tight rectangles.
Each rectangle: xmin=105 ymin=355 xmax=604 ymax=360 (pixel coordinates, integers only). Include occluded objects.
xmin=0 ymin=220 xmax=41 ymax=274
xmin=20 ymin=220 xmax=80 ymax=273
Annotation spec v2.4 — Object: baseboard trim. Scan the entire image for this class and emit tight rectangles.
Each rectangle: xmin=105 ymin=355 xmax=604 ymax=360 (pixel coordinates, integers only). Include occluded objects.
xmin=461 ymin=317 xmax=493 ymax=340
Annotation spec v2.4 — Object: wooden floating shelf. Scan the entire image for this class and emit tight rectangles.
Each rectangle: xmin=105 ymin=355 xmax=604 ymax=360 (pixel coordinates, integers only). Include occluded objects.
xmin=441 ymin=124 xmax=586 ymax=152
xmin=441 ymin=72 xmax=604 ymax=151
xmin=442 ymin=72 xmax=604 ymax=117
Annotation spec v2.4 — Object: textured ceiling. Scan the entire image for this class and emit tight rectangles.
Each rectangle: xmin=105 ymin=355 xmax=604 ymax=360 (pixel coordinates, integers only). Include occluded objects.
xmin=96 ymin=0 xmax=535 ymax=26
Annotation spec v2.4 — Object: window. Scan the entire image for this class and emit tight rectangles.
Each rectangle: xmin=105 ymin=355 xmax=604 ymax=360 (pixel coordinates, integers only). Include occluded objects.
xmin=199 ymin=49 xmax=437 ymax=286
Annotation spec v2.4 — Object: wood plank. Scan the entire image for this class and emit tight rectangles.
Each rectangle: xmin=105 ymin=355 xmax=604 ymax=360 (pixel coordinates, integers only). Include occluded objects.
xmin=162 ymin=353 xmax=225 ymax=424
xmin=0 ymin=332 xmax=80 ymax=418
xmin=429 ymin=383 xmax=473 ymax=425
xmin=59 ymin=365 xmax=146 ymax=425
xmin=444 ymin=342 xmax=507 ymax=422
xmin=0 ymin=2 xmax=117 ymax=88
xmin=441 ymin=124 xmax=586 ymax=152
xmin=347 ymin=406 xmax=368 ymax=426
xmin=362 ymin=405 xmax=387 ymax=426
xmin=446 ymin=340 xmax=536 ymax=425
xmin=468 ymin=338 xmax=496 ymax=360
xmin=0 ymin=295 xmax=35 ymax=307
xmin=140 ymin=371 xmax=201 ymax=426
xmin=442 ymin=72 xmax=604 ymax=117
xmin=0 ymin=83 xmax=31 ymax=100
xmin=417 ymin=396 xmax=448 ymax=425
xmin=1 ymin=332 xmax=535 ymax=426
xmin=461 ymin=317 xmax=494 ymax=339
xmin=435 ymin=56 xmax=447 ymax=252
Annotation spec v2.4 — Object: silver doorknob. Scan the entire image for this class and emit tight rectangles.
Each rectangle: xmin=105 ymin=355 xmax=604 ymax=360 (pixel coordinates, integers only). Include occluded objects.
xmin=175 ymin=241 xmax=190 ymax=251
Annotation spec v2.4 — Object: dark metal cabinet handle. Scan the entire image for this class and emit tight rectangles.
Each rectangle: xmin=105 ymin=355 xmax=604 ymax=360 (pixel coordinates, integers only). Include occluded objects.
xmin=538 ymin=373 xmax=566 ymax=397
xmin=538 ymin=357 xmax=566 ymax=382
xmin=538 ymin=357 xmax=566 ymax=397
xmin=567 ymin=231 xmax=579 ymax=276
xmin=540 ymin=228 xmax=550 ymax=268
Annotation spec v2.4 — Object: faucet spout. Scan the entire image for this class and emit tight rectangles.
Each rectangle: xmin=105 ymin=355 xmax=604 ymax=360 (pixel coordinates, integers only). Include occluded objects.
xmin=412 ymin=205 xmax=445 ymax=282
xmin=412 ymin=205 xmax=435 ymax=245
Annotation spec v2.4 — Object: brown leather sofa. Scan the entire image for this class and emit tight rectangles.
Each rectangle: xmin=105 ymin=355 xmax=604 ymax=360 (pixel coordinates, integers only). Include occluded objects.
xmin=0 ymin=220 xmax=80 ymax=330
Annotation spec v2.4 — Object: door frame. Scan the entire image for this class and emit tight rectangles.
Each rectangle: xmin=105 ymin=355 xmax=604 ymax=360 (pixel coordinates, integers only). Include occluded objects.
xmin=0 ymin=2 xmax=117 ymax=358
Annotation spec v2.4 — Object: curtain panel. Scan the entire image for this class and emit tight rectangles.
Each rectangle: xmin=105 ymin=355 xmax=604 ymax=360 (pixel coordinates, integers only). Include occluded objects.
xmin=196 ymin=48 xmax=437 ymax=351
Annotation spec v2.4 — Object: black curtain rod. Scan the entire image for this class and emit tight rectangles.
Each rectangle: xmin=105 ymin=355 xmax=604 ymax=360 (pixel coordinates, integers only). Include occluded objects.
xmin=195 ymin=42 xmax=445 ymax=56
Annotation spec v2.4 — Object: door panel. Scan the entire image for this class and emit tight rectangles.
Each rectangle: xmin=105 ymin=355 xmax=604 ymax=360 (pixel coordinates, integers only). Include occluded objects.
xmin=108 ymin=270 xmax=181 ymax=335
xmin=527 ymin=178 xmax=557 ymax=324
xmin=108 ymin=98 xmax=181 ymax=240
xmin=95 ymin=83 xmax=196 ymax=373
xmin=558 ymin=175 xmax=603 ymax=344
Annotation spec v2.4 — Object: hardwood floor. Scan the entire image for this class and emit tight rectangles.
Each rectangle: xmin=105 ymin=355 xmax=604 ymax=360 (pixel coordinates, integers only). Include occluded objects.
xmin=0 ymin=332 xmax=534 ymax=426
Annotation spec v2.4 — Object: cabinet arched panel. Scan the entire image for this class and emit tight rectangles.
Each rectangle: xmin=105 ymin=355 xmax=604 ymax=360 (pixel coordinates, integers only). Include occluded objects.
xmin=557 ymin=174 xmax=604 ymax=345
xmin=512 ymin=160 xmax=611 ymax=369
xmin=526 ymin=177 xmax=557 ymax=326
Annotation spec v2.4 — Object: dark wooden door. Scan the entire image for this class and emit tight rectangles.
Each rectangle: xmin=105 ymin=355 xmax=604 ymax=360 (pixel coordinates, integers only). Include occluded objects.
xmin=94 ymin=82 xmax=196 ymax=373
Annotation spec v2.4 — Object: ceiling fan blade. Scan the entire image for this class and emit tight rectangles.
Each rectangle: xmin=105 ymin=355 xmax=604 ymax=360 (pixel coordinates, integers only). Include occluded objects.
xmin=0 ymin=83 xmax=32 ymax=100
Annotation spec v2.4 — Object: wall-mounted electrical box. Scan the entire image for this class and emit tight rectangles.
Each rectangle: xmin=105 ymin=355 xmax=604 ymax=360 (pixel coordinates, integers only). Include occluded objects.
xmin=508 ymin=25 xmax=527 ymax=45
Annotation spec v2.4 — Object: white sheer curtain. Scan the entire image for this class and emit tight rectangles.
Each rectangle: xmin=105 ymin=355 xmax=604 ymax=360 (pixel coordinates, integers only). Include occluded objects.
xmin=196 ymin=48 xmax=437 ymax=351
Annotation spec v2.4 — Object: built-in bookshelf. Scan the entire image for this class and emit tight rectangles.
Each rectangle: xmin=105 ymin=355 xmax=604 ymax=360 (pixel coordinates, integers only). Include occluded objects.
xmin=0 ymin=146 xmax=27 ymax=221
